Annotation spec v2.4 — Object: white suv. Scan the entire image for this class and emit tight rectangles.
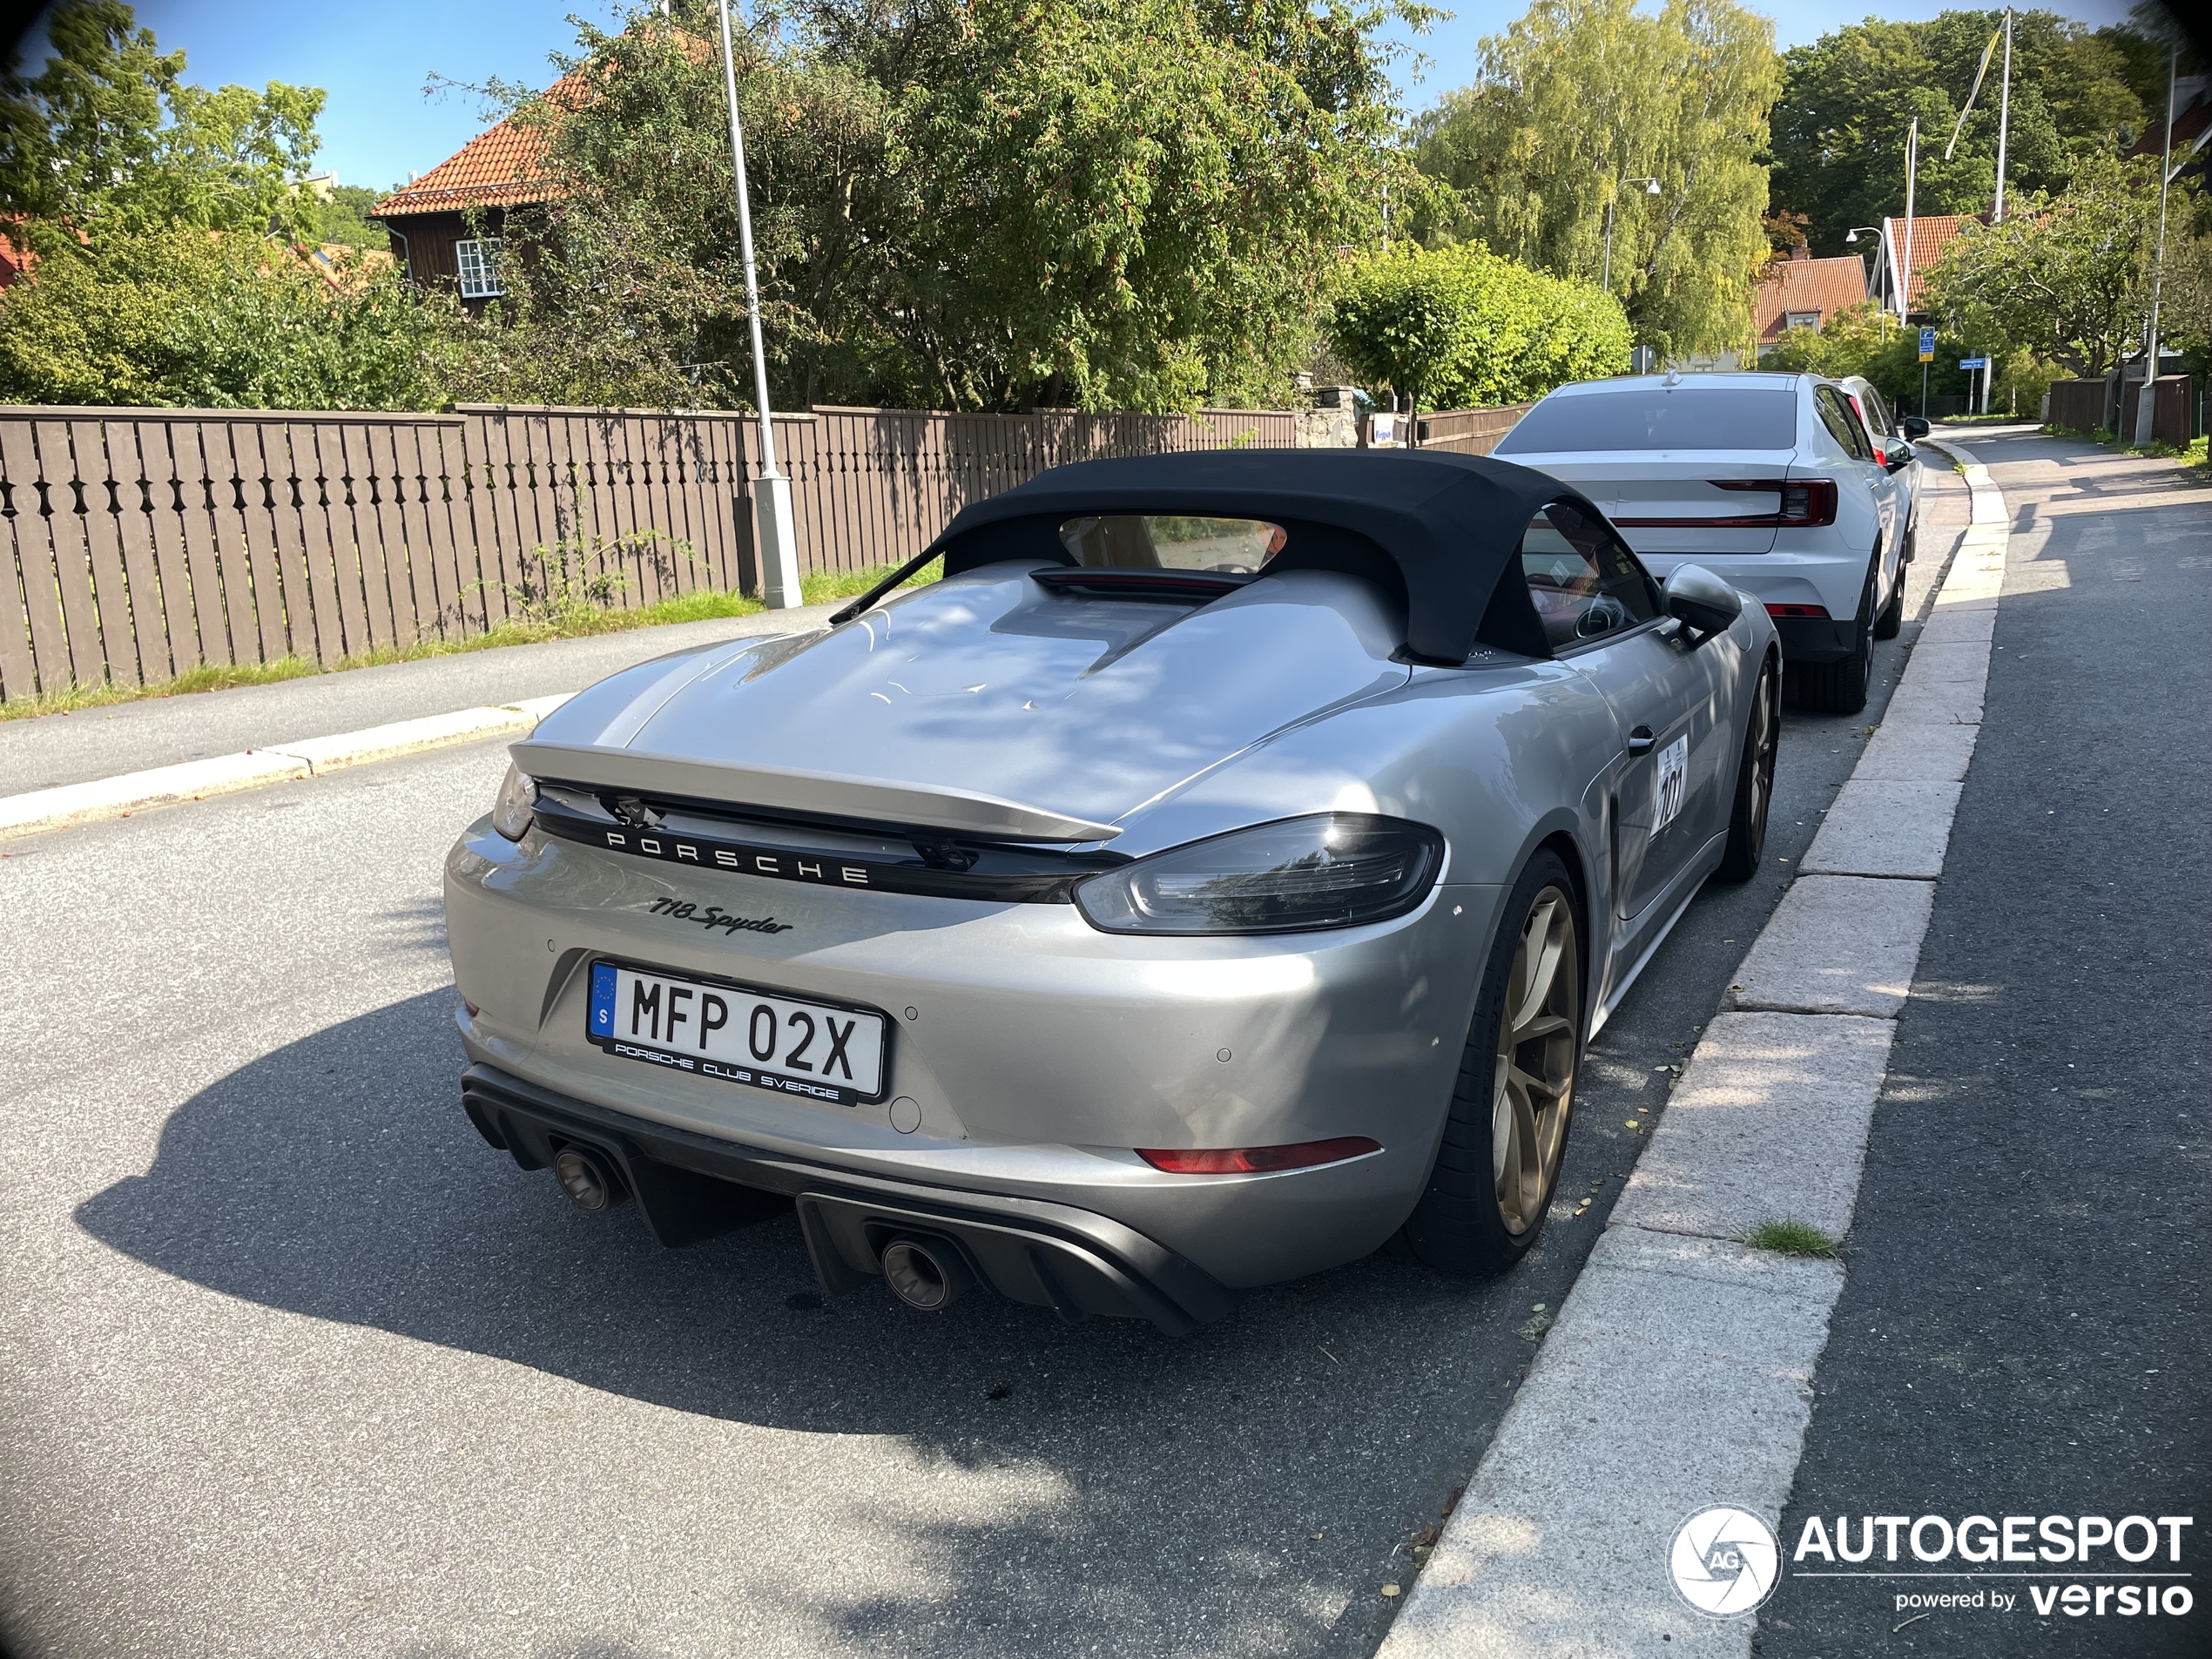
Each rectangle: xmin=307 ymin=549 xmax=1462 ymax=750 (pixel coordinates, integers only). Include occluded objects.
xmin=1493 ymin=372 xmax=1912 ymax=713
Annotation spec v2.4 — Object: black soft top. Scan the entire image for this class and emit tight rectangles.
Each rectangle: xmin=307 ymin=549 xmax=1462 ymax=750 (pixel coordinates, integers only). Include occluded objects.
xmin=834 ymin=448 xmax=1596 ymax=662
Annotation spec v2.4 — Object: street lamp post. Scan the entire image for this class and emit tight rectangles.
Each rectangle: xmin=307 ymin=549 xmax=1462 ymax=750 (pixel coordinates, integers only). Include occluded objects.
xmin=2138 ymin=47 xmax=2177 ymax=446
xmin=717 ymin=0 xmax=802 ymax=610
xmin=1601 ymin=176 xmax=1662 ymax=297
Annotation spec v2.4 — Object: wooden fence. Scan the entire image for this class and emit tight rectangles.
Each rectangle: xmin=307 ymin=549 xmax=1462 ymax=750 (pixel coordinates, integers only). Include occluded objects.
xmin=0 ymin=401 xmax=1296 ymax=702
xmin=2047 ymin=380 xmax=2105 ymax=435
xmin=1415 ymin=403 xmax=1534 ymax=455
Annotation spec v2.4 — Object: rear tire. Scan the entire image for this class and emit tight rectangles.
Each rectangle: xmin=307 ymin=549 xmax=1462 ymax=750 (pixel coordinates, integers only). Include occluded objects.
xmin=1402 ymin=851 xmax=1583 ymax=1277
xmin=1716 ymin=657 xmax=1779 ymax=881
xmin=1792 ymin=560 xmax=1875 ymax=714
xmin=1872 ymin=550 xmax=1905 ymax=639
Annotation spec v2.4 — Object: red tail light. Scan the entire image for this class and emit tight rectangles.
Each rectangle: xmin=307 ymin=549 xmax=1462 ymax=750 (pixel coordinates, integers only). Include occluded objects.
xmin=1705 ymin=478 xmax=1837 ymax=529
xmin=1764 ymin=604 xmax=1831 ymax=618
xmin=1136 ymin=1136 xmax=1381 ymax=1174
xmin=1777 ymin=479 xmax=1838 ymax=526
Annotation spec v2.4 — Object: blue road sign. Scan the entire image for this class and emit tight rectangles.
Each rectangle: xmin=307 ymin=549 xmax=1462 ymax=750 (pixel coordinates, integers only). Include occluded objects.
xmin=1959 ymin=357 xmax=1988 ymax=369
xmin=1918 ymin=327 xmax=1935 ymax=361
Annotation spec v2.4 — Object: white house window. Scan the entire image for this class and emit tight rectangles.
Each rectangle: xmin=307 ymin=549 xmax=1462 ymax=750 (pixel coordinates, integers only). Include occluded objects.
xmin=1784 ymin=310 xmax=1820 ymax=331
xmin=455 ymin=237 xmax=503 ymax=299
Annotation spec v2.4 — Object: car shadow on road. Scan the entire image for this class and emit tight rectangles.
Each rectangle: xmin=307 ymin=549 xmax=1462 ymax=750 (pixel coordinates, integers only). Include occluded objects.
xmin=71 ymin=988 xmax=1584 ymax=1658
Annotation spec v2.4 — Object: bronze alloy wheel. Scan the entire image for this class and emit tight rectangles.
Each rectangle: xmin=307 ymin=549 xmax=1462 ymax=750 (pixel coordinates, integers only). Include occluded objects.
xmin=1719 ymin=660 xmax=1780 ymax=881
xmin=1491 ymin=885 xmax=1581 ymax=1235
xmin=1744 ymin=666 xmax=1777 ymax=853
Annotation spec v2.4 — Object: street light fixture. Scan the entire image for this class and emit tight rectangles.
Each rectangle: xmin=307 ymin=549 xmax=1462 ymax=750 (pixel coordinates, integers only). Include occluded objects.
xmin=1602 ymin=177 xmax=1662 ymax=296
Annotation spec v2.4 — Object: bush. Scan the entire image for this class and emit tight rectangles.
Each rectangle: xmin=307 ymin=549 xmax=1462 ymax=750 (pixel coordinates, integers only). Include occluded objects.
xmin=0 ymin=226 xmax=462 ymax=408
xmin=1327 ymin=243 xmax=1632 ymax=413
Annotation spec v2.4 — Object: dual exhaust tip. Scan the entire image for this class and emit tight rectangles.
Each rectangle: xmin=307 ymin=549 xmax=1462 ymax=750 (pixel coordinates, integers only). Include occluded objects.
xmin=879 ymin=1235 xmax=974 ymax=1311
xmin=552 ymin=1146 xmax=970 ymax=1312
xmin=553 ymin=1146 xmax=628 ymax=1213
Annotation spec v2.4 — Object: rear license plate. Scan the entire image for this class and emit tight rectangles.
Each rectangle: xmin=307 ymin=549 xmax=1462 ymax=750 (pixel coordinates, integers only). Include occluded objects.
xmin=586 ymin=961 xmax=888 ymax=1106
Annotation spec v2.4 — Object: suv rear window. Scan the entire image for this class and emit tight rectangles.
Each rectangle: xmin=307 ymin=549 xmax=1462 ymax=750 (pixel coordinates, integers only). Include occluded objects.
xmin=1495 ymin=388 xmax=1800 ymax=454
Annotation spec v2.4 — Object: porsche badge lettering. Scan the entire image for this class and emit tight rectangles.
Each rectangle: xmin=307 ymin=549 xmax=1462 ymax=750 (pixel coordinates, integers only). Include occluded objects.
xmin=604 ymin=828 xmax=871 ymax=887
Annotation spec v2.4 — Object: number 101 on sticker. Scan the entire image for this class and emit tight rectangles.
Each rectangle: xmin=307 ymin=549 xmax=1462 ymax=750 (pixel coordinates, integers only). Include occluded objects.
xmin=586 ymin=961 xmax=887 ymax=1104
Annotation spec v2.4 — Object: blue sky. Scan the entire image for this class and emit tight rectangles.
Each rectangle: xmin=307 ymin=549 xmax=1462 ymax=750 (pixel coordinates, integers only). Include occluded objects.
xmin=52 ymin=0 xmax=2139 ymax=196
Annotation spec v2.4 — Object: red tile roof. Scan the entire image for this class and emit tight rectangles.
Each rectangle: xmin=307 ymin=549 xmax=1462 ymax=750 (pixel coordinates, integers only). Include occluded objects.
xmin=1882 ymin=213 xmax=1973 ymax=310
xmin=373 ymin=69 xmax=590 ymax=218
xmin=2125 ymin=81 xmax=2210 ymax=161
xmin=1755 ymin=254 xmax=1869 ymax=341
xmin=372 ymin=29 xmax=714 ymax=222
xmin=0 ymin=225 xmax=36 ymax=288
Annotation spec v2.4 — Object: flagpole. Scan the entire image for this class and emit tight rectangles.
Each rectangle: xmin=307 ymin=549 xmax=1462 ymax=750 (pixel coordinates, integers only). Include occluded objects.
xmin=718 ymin=0 xmax=803 ymax=610
xmin=1899 ymin=118 xmax=1918 ymax=325
xmin=1993 ymin=8 xmax=2013 ymax=221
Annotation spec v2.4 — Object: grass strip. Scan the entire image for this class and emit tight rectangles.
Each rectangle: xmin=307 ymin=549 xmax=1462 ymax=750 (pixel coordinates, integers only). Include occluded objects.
xmin=1 ymin=562 xmax=937 ymax=725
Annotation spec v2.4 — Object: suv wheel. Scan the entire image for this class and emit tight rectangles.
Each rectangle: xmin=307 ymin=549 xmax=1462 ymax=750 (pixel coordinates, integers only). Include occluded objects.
xmin=1792 ymin=561 xmax=1875 ymax=715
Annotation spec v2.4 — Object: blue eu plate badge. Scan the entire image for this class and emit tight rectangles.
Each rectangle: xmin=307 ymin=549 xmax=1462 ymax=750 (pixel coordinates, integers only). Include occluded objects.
xmin=590 ymin=964 xmax=618 ymax=1036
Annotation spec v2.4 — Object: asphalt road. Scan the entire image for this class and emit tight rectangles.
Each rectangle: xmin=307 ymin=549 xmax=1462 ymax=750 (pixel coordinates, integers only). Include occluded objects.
xmin=1760 ymin=429 xmax=2212 ymax=1656
xmin=0 ymin=475 xmax=1959 ymax=1658
xmin=0 ymin=604 xmax=839 ymax=793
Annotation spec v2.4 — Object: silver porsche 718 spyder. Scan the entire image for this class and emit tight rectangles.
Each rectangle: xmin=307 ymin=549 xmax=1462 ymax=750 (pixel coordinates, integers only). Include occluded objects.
xmin=444 ymin=449 xmax=1781 ymax=1332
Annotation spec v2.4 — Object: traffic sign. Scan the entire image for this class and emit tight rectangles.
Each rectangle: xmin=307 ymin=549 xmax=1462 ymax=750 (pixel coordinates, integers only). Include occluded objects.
xmin=1918 ymin=327 xmax=1935 ymax=362
xmin=1959 ymin=357 xmax=1988 ymax=369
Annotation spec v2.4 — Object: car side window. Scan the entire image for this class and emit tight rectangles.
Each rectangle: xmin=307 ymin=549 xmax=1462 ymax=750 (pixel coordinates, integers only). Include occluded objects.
xmin=1520 ymin=502 xmax=1661 ymax=650
xmin=1864 ymin=388 xmax=1895 ymax=435
xmin=1817 ymin=387 xmax=1873 ymax=461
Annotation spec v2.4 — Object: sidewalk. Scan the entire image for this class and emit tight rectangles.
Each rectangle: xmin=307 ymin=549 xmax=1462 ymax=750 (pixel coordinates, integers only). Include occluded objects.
xmin=0 ymin=604 xmax=839 ymax=795
xmin=1760 ymin=425 xmax=2211 ymax=1656
xmin=1379 ymin=429 xmax=2005 ymax=1657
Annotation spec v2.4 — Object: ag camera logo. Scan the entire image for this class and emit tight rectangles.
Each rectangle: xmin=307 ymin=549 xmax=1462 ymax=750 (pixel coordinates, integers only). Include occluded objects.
xmin=1671 ymin=1506 xmax=1781 ymax=1617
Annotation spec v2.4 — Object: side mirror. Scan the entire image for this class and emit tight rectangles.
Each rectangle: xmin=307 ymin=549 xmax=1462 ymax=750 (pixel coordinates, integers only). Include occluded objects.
xmin=1664 ymin=563 xmax=1743 ymax=644
xmin=1882 ymin=440 xmax=1915 ymax=473
xmin=1899 ymin=415 xmax=1931 ymax=439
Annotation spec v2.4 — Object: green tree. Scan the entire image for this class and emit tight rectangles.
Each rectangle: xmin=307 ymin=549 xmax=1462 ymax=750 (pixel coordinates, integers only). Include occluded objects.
xmin=303 ymin=183 xmax=392 ymax=251
xmin=1326 ymin=242 xmax=1630 ymax=411
xmin=1760 ymin=300 xmax=1985 ymax=407
xmin=0 ymin=226 xmax=460 ymax=408
xmin=473 ymin=0 xmax=1433 ymax=413
xmin=1411 ymin=0 xmax=1777 ymax=361
xmin=1919 ymin=155 xmax=2161 ymax=376
xmin=1768 ymin=10 xmax=2156 ymax=257
xmin=0 ymin=0 xmax=326 ymax=243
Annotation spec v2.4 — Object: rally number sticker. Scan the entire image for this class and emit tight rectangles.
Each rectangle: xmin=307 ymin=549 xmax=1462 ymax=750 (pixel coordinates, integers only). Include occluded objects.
xmin=1652 ymin=736 xmax=1689 ymax=840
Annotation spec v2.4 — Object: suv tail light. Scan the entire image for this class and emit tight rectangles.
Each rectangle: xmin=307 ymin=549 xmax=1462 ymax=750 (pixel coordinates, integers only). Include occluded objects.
xmin=1765 ymin=603 xmax=1831 ymax=619
xmin=1777 ymin=479 xmax=1838 ymax=527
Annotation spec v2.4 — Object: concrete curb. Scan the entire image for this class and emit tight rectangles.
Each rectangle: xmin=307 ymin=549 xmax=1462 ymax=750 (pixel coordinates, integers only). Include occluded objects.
xmin=1379 ymin=439 xmax=2007 ymax=1657
xmin=0 ymin=693 xmax=574 ymax=841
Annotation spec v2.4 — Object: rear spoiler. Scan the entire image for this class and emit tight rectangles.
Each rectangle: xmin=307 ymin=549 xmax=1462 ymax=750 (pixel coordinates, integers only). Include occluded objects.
xmin=509 ymin=739 xmax=1123 ymax=844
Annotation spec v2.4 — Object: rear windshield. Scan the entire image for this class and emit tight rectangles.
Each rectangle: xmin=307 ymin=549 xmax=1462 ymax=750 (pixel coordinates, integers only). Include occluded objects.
xmin=1059 ymin=516 xmax=1285 ymax=574
xmin=1495 ymin=387 xmax=1800 ymax=454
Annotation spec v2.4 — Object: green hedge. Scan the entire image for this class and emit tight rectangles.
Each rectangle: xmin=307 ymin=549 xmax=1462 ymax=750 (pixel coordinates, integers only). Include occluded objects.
xmin=1327 ymin=243 xmax=1632 ymax=412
